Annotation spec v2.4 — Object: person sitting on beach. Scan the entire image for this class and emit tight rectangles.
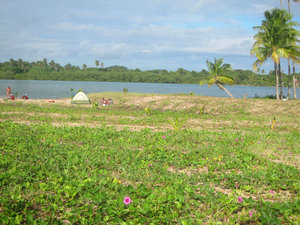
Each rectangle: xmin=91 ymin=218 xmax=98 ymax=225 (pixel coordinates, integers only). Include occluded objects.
xmin=6 ymin=86 xmax=11 ymax=98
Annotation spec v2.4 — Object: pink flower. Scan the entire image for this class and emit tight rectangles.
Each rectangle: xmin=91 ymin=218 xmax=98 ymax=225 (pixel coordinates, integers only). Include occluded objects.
xmin=2 ymin=151 xmax=4 ymax=155
xmin=270 ymin=190 xmax=275 ymax=195
xmin=235 ymin=138 xmax=238 ymax=142
xmin=148 ymin=163 xmax=152 ymax=167
xmin=282 ymin=140 xmax=285 ymax=143
xmin=168 ymin=133 xmax=172 ymax=136
xmin=238 ymin=197 xmax=243 ymax=202
xmin=248 ymin=210 xmax=253 ymax=217
xmin=162 ymin=136 xmax=166 ymax=139
xmin=241 ymin=138 xmax=244 ymax=142
xmin=123 ymin=196 xmax=132 ymax=205
xmin=235 ymin=184 xmax=239 ymax=188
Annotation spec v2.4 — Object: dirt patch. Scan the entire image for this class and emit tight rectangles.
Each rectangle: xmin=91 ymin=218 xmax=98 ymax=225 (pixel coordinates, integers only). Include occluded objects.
xmin=246 ymin=99 xmax=300 ymax=120
xmin=125 ymin=95 xmax=167 ymax=105
xmin=167 ymin=165 xmax=209 ymax=176
xmin=210 ymin=183 xmax=296 ymax=202
xmin=124 ymin=95 xmax=206 ymax=111
xmin=6 ymin=98 xmax=72 ymax=105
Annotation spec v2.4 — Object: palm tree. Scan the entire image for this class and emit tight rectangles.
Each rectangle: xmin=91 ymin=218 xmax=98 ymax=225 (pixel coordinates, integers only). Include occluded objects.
xmin=82 ymin=64 xmax=87 ymax=70
xmin=203 ymin=57 xmax=235 ymax=98
xmin=251 ymin=8 xmax=298 ymax=100
xmin=42 ymin=58 xmax=48 ymax=69
xmin=281 ymin=1 xmax=291 ymax=99
xmin=95 ymin=60 xmax=99 ymax=68
xmin=283 ymin=0 xmax=292 ymax=99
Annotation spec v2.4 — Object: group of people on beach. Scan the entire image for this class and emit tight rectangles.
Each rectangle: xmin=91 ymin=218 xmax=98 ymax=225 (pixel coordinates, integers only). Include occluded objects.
xmin=5 ymin=86 xmax=28 ymax=100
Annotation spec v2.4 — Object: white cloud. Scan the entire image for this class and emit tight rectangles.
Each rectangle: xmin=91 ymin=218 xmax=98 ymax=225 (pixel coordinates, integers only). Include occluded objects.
xmin=182 ymin=37 xmax=254 ymax=55
xmin=55 ymin=22 xmax=99 ymax=31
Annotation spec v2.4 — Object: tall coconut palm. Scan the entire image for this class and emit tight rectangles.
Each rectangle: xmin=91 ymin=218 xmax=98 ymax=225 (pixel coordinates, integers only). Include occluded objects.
xmin=204 ymin=57 xmax=235 ymax=98
xmin=281 ymin=0 xmax=291 ymax=99
xmin=251 ymin=8 xmax=298 ymax=100
xmin=283 ymin=0 xmax=292 ymax=99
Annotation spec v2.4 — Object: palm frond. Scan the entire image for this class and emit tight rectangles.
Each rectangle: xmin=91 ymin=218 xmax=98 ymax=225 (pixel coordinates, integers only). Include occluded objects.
xmin=252 ymin=59 xmax=265 ymax=71
xmin=218 ymin=76 xmax=235 ymax=86
xmin=208 ymin=78 xmax=216 ymax=88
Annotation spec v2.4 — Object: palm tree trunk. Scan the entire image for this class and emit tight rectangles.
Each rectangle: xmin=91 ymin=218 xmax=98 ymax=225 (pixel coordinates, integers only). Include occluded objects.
xmin=280 ymin=0 xmax=283 ymax=8
xmin=278 ymin=62 xmax=283 ymax=100
xmin=217 ymin=83 xmax=234 ymax=98
xmin=287 ymin=58 xmax=291 ymax=99
xmin=293 ymin=61 xmax=297 ymax=99
xmin=275 ymin=62 xmax=280 ymax=100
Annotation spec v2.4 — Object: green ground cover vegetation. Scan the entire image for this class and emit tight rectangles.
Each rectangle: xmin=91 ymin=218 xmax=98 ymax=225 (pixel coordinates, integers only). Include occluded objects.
xmin=0 ymin=93 xmax=299 ymax=224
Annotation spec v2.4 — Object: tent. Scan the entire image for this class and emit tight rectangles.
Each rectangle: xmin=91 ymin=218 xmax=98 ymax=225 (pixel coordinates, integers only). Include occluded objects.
xmin=71 ymin=91 xmax=91 ymax=104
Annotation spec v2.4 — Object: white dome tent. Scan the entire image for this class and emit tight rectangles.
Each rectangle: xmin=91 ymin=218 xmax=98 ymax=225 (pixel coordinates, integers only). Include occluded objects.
xmin=71 ymin=91 xmax=91 ymax=104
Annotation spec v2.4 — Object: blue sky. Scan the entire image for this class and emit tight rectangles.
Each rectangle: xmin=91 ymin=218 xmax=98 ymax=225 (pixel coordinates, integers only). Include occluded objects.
xmin=0 ymin=0 xmax=299 ymax=72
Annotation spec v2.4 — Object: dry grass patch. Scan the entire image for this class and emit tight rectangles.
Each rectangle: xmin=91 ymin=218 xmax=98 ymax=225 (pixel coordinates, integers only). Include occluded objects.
xmin=210 ymin=183 xmax=296 ymax=203
xmin=167 ymin=165 xmax=209 ymax=176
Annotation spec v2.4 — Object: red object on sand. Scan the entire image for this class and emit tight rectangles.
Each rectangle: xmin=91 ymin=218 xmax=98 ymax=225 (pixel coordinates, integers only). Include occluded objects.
xmin=48 ymin=100 xmax=55 ymax=103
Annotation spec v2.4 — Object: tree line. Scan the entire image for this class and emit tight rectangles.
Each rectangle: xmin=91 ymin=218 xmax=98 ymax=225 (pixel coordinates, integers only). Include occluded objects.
xmin=0 ymin=58 xmax=296 ymax=87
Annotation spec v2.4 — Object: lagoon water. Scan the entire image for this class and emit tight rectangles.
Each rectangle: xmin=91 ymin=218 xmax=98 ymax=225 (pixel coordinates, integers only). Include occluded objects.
xmin=0 ymin=79 xmax=299 ymax=99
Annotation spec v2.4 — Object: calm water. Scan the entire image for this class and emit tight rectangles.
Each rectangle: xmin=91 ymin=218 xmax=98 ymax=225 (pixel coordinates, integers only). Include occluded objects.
xmin=0 ymin=80 xmax=299 ymax=99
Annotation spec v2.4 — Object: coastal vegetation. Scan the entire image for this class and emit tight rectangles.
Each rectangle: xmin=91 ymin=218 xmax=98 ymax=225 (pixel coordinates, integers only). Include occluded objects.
xmin=0 ymin=58 xmax=299 ymax=87
xmin=0 ymin=93 xmax=299 ymax=224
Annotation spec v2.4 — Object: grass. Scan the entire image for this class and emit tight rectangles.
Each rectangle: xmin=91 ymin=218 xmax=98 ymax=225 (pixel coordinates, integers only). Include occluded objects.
xmin=0 ymin=93 xmax=299 ymax=224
